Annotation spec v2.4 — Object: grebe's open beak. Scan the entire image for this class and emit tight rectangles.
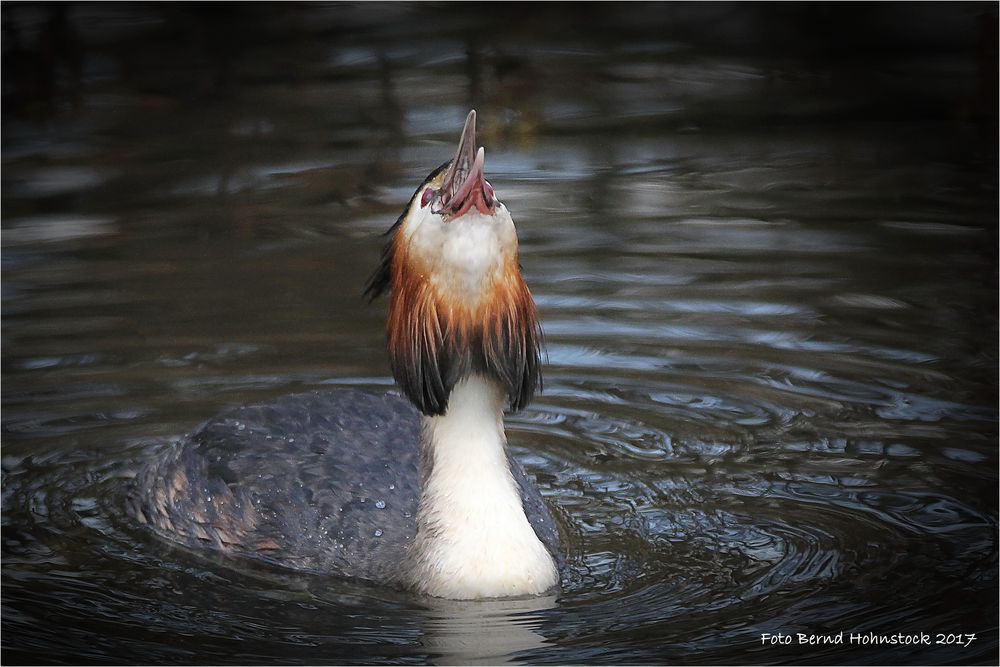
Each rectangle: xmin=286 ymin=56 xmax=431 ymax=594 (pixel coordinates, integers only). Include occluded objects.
xmin=439 ymin=110 xmax=497 ymax=217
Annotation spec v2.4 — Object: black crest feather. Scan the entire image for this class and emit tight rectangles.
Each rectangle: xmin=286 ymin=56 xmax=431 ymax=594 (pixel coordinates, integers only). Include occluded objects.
xmin=364 ymin=161 xmax=450 ymax=303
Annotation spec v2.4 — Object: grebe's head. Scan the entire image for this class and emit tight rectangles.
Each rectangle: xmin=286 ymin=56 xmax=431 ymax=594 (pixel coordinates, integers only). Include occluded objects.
xmin=366 ymin=110 xmax=541 ymax=416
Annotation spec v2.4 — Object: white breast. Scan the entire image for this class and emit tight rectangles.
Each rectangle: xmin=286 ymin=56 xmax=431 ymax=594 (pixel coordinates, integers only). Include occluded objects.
xmin=407 ymin=375 xmax=559 ymax=599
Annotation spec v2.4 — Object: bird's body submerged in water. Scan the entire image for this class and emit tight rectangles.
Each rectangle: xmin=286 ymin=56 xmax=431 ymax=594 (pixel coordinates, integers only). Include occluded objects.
xmin=127 ymin=111 xmax=561 ymax=599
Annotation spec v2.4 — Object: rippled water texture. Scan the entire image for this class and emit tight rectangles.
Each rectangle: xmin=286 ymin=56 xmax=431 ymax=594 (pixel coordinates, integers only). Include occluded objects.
xmin=3 ymin=4 xmax=998 ymax=665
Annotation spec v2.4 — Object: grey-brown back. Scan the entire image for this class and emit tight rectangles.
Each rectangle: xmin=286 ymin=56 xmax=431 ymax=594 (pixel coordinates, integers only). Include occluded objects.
xmin=126 ymin=390 xmax=560 ymax=586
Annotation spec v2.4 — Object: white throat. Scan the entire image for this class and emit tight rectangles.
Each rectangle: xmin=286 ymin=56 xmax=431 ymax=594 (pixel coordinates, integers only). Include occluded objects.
xmin=406 ymin=375 xmax=558 ymax=599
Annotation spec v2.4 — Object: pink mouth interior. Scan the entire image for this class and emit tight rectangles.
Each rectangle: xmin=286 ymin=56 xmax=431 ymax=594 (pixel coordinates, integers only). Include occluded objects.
xmin=446 ymin=147 xmax=494 ymax=216
xmin=439 ymin=110 xmax=497 ymax=218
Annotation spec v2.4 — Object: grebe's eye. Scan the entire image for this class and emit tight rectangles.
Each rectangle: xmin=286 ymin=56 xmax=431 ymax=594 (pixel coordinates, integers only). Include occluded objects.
xmin=420 ymin=188 xmax=435 ymax=208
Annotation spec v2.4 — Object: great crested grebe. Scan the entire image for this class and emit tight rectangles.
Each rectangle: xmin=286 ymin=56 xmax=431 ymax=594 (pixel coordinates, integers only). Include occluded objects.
xmin=127 ymin=110 xmax=561 ymax=599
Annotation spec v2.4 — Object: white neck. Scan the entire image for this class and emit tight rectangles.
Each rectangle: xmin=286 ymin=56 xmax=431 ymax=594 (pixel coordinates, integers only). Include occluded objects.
xmin=406 ymin=375 xmax=558 ymax=599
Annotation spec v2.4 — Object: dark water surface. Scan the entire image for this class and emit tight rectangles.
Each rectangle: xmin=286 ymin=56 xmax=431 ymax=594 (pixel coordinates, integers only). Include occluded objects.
xmin=3 ymin=4 xmax=998 ymax=665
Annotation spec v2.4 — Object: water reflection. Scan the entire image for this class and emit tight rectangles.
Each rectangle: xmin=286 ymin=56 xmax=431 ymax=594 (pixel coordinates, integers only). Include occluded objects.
xmin=421 ymin=595 xmax=557 ymax=666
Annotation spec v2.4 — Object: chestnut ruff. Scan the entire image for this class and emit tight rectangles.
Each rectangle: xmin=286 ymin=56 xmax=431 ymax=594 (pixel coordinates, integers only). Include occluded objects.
xmin=365 ymin=163 xmax=542 ymax=417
